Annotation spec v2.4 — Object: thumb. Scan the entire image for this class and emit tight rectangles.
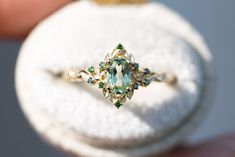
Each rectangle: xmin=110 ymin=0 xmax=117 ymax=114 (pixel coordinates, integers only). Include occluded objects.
xmin=0 ymin=0 xmax=73 ymax=39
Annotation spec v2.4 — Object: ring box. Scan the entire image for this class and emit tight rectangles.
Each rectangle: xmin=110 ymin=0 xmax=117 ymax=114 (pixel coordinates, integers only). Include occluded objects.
xmin=16 ymin=1 xmax=215 ymax=157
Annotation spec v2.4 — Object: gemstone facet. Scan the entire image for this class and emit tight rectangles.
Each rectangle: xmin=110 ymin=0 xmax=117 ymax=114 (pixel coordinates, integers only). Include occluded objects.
xmin=106 ymin=58 xmax=131 ymax=88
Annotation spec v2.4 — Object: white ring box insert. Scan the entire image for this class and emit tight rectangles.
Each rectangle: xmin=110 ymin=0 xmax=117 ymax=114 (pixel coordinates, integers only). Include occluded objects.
xmin=16 ymin=1 xmax=215 ymax=157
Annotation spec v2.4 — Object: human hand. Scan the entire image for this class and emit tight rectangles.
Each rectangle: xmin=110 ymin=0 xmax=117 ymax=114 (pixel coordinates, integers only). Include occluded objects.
xmin=0 ymin=0 xmax=72 ymax=39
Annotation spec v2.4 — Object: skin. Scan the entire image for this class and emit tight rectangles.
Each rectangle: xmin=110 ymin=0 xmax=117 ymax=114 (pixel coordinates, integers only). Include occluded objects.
xmin=0 ymin=0 xmax=234 ymax=156
xmin=0 ymin=0 xmax=73 ymax=39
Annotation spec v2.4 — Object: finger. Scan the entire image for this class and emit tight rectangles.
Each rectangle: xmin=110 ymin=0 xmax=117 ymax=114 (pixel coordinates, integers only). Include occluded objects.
xmin=0 ymin=0 xmax=73 ymax=39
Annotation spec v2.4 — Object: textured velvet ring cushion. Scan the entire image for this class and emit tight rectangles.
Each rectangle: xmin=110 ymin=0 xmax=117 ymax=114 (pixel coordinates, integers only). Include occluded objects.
xmin=15 ymin=1 xmax=215 ymax=157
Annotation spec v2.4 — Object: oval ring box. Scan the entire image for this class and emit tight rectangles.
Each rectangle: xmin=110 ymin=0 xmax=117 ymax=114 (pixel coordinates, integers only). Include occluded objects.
xmin=16 ymin=1 xmax=215 ymax=157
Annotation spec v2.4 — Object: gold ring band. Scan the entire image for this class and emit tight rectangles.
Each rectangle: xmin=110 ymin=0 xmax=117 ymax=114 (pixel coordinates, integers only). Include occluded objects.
xmin=53 ymin=43 xmax=177 ymax=108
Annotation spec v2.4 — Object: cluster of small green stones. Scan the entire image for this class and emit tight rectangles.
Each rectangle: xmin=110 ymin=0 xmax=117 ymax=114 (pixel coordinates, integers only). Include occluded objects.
xmin=86 ymin=43 xmax=152 ymax=108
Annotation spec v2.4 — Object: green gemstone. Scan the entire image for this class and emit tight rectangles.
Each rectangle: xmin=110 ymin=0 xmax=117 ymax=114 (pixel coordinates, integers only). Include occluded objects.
xmin=99 ymin=61 xmax=105 ymax=68
xmin=111 ymin=86 xmax=126 ymax=94
xmin=87 ymin=77 xmax=93 ymax=84
xmin=98 ymin=82 xmax=105 ymax=88
xmin=144 ymin=68 xmax=150 ymax=74
xmin=117 ymin=44 xmax=124 ymax=50
xmin=133 ymin=63 xmax=139 ymax=69
xmin=114 ymin=100 xmax=122 ymax=109
xmin=133 ymin=83 xmax=139 ymax=89
xmin=114 ymin=57 xmax=125 ymax=65
xmin=106 ymin=58 xmax=131 ymax=90
xmin=87 ymin=66 xmax=94 ymax=73
xmin=143 ymin=79 xmax=150 ymax=86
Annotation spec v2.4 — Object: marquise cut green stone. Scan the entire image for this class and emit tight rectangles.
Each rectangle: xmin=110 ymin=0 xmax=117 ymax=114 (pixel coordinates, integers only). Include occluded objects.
xmin=98 ymin=82 xmax=105 ymax=88
xmin=114 ymin=100 xmax=122 ymax=109
xmin=117 ymin=44 xmax=124 ymax=50
xmin=133 ymin=63 xmax=139 ymax=69
xmin=87 ymin=66 xmax=94 ymax=73
xmin=87 ymin=77 xmax=93 ymax=84
xmin=99 ymin=61 xmax=105 ymax=68
xmin=143 ymin=79 xmax=150 ymax=86
xmin=144 ymin=68 xmax=150 ymax=74
xmin=133 ymin=83 xmax=139 ymax=89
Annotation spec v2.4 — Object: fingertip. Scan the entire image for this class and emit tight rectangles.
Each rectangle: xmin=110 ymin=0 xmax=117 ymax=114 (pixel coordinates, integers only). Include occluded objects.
xmin=0 ymin=0 xmax=73 ymax=39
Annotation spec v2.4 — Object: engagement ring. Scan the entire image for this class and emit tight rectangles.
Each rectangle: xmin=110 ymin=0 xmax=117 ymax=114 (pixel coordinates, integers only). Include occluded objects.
xmin=58 ymin=44 xmax=176 ymax=108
